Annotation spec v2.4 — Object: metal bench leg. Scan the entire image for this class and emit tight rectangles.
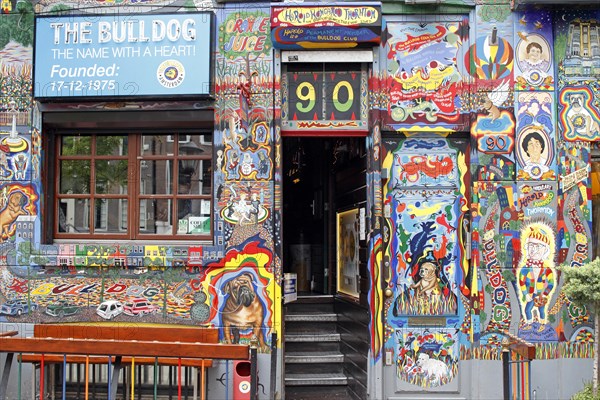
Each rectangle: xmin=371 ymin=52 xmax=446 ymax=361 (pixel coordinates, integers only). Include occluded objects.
xmin=110 ymin=356 xmax=122 ymax=400
xmin=0 ymin=352 xmax=14 ymax=399
xmin=250 ymin=348 xmax=257 ymax=400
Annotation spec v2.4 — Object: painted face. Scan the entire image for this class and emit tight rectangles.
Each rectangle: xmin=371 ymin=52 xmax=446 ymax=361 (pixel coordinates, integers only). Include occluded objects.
xmin=526 ymin=239 xmax=548 ymax=261
xmin=527 ymin=46 xmax=542 ymax=62
xmin=526 ymin=138 xmax=542 ymax=163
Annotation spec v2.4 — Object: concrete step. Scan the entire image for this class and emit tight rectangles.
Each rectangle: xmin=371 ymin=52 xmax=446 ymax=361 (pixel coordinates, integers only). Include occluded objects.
xmin=286 ymin=361 xmax=344 ymax=375
xmin=285 ymin=321 xmax=338 ymax=335
xmin=285 ymin=332 xmax=340 ymax=342
xmin=285 ymin=372 xmax=348 ymax=386
xmin=285 ymin=351 xmax=344 ymax=364
xmin=285 ymin=312 xmax=338 ymax=322
xmin=284 ymin=340 xmax=340 ymax=353
xmin=285 ymin=295 xmax=335 ymax=314
xmin=285 ymin=385 xmax=352 ymax=400
xmin=294 ymin=294 xmax=334 ymax=304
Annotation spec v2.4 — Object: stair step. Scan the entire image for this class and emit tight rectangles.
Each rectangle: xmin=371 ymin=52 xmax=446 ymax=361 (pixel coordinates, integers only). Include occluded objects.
xmin=285 ymin=351 xmax=344 ymax=363
xmin=285 ymin=313 xmax=338 ymax=322
xmin=294 ymin=294 xmax=334 ymax=304
xmin=285 ymin=332 xmax=340 ymax=342
xmin=285 ymin=372 xmax=348 ymax=386
xmin=285 ymin=385 xmax=351 ymax=400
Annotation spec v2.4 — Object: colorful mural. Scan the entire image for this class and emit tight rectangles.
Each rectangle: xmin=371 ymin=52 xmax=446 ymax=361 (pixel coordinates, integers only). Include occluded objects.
xmin=0 ymin=239 xmax=279 ymax=351
xmin=462 ymin=10 xmax=596 ymax=371
xmin=514 ymin=10 xmax=555 ymax=91
xmin=515 ymin=92 xmax=556 ymax=180
xmin=470 ymin=78 xmax=516 ymax=181
xmin=515 ymin=220 xmax=558 ymax=341
xmin=468 ymin=12 xmax=516 ymax=183
xmin=382 ymin=18 xmax=469 ymax=132
xmin=395 ymin=327 xmax=459 ymax=388
xmin=558 ymin=85 xmax=600 ymax=141
xmin=382 ymin=138 xmax=468 ymax=388
xmin=0 ymin=2 xmax=282 ymax=364
xmin=0 ymin=1 xmax=599 ymax=397
xmin=472 ymin=182 xmax=517 ymax=335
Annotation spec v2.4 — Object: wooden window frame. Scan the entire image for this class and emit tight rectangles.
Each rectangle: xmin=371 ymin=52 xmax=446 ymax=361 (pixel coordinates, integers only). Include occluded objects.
xmin=52 ymin=132 xmax=212 ymax=241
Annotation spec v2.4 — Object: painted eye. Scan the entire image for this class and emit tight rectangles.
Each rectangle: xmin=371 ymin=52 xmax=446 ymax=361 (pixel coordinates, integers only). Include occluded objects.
xmin=428 ymin=60 xmax=439 ymax=69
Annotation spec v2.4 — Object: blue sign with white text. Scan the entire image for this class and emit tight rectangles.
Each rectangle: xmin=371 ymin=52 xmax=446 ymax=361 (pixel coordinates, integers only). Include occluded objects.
xmin=34 ymin=13 xmax=213 ymax=98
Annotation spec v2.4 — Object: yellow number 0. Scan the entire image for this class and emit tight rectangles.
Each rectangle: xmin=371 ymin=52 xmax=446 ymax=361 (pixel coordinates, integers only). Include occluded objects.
xmin=296 ymin=82 xmax=315 ymax=113
xmin=333 ymin=81 xmax=353 ymax=112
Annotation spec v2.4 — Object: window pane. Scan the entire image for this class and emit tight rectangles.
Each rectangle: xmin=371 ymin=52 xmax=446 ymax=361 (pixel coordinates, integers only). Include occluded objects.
xmin=96 ymin=136 xmax=128 ymax=156
xmin=95 ymin=199 xmax=127 ymax=233
xmin=140 ymin=198 xmax=172 ymax=234
xmin=140 ymin=160 xmax=172 ymax=194
xmin=182 ymin=160 xmax=212 ymax=195
xmin=178 ymin=136 xmax=206 ymax=156
xmin=61 ymin=136 xmax=91 ymax=156
xmin=177 ymin=199 xmax=210 ymax=234
xmin=200 ymin=160 xmax=212 ymax=195
xmin=96 ymin=160 xmax=128 ymax=194
xmin=60 ymin=160 xmax=90 ymax=194
xmin=141 ymin=135 xmax=173 ymax=156
xmin=58 ymin=199 xmax=90 ymax=233
xmin=179 ymin=135 xmax=209 ymax=194
xmin=178 ymin=158 xmax=198 ymax=194
xmin=55 ymin=132 xmax=211 ymax=239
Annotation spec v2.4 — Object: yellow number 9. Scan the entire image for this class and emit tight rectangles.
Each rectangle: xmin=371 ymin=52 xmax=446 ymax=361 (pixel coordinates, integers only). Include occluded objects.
xmin=296 ymin=82 xmax=315 ymax=113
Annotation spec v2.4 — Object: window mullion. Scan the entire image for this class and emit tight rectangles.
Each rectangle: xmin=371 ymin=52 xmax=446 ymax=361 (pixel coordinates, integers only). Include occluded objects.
xmin=130 ymin=133 xmax=139 ymax=240
xmin=88 ymin=136 xmax=96 ymax=234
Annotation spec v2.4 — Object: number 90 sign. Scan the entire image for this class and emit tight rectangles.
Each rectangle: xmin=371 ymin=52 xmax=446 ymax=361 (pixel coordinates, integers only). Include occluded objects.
xmin=287 ymin=70 xmax=361 ymax=121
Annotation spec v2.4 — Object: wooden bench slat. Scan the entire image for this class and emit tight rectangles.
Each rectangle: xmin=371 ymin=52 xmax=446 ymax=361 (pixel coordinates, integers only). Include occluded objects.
xmin=34 ymin=324 xmax=218 ymax=344
xmin=18 ymin=354 xmax=213 ymax=367
xmin=1 ymin=337 xmax=248 ymax=360
xmin=0 ymin=331 xmax=18 ymax=338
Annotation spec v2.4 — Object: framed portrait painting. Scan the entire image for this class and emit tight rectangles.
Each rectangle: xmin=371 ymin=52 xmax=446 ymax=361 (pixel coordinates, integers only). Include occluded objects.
xmin=336 ymin=208 xmax=360 ymax=298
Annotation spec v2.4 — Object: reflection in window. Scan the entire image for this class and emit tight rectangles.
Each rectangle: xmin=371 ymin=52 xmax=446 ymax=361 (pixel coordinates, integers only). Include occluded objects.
xmin=55 ymin=133 xmax=212 ymax=239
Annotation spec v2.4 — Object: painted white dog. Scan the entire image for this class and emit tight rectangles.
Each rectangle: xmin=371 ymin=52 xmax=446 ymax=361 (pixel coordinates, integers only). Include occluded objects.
xmin=415 ymin=353 xmax=449 ymax=385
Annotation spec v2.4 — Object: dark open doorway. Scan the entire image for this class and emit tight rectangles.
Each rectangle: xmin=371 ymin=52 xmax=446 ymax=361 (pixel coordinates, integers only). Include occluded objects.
xmin=283 ymin=137 xmax=332 ymax=294
xmin=282 ymin=136 xmax=367 ymax=295
xmin=282 ymin=136 xmax=368 ymax=399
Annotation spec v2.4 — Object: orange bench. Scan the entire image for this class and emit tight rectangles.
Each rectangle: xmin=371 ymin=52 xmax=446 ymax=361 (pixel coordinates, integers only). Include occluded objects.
xmin=1 ymin=324 xmax=250 ymax=400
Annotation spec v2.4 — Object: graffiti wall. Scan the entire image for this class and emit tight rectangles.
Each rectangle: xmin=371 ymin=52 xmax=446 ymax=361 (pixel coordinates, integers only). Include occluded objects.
xmin=372 ymin=5 xmax=597 ymax=394
xmin=381 ymin=138 xmax=469 ymax=389
xmin=0 ymin=1 xmax=281 ymax=358
xmin=380 ymin=16 xmax=470 ymax=132
xmin=468 ymin=10 xmax=516 ymax=182
xmin=0 ymin=0 xmax=599 ymax=397
xmin=470 ymin=5 xmax=596 ymax=369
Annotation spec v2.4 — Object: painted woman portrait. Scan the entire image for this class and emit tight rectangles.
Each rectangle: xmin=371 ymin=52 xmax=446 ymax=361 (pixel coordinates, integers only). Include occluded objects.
xmin=517 ymin=35 xmax=551 ymax=74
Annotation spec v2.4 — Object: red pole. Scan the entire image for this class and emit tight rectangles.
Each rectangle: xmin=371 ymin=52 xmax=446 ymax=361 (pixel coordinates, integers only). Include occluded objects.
xmin=40 ymin=354 xmax=44 ymax=399
xmin=178 ymin=357 xmax=182 ymax=400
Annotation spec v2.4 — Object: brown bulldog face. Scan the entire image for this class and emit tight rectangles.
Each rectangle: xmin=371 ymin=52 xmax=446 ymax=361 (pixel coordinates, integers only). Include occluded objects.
xmin=224 ymin=273 xmax=256 ymax=307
